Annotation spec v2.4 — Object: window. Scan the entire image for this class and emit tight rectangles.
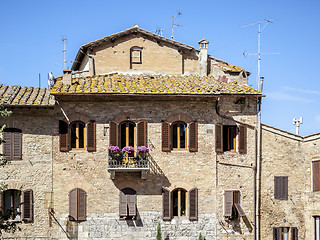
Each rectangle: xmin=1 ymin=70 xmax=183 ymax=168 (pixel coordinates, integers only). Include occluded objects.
xmin=120 ymin=122 xmax=135 ymax=150
xmin=119 ymin=188 xmax=136 ymax=219
xmin=130 ymin=47 xmax=142 ymax=64
xmin=224 ymin=190 xmax=245 ymax=219
xmin=312 ymin=160 xmax=320 ymax=191
xmin=316 ymin=217 xmax=320 ymax=240
xmin=2 ymin=189 xmax=33 ymax=222
xmin=69 ymin=188 xmax=87 ymax=221
xmin=273 ymin=227 xmax=298 ymax=240
xmin=59 ymin=120 xmax=96 ymax=152
xmin=162 ymin=187 xmax=198 ymax=221
xmin=274 ymin=176 xmax=288 ymax=200
xmin=215 ymin=124 xmax=247 ymax=153
xmin=161 ymin=121 xmax=198 ymax=152
xmin=2 ymin=128 xmax=22 ymax=160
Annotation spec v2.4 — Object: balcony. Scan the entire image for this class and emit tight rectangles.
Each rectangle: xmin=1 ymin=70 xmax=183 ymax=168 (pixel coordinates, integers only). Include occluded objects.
xmin=107 ymin=150 xmax=149 ymax=179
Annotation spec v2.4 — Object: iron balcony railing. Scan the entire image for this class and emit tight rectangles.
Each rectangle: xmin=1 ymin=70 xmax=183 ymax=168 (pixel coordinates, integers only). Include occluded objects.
xmin=107 ymin=151 xmax=149 ymax=170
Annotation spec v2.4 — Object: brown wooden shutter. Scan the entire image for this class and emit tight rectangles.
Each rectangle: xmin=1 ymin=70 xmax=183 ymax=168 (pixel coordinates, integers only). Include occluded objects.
xmin=291 ymin=227 xmax=298 ymax=240
xmin=137 ymin=120 xmax=147 ymax=147
xmin=13 ymin=131 xmax=22 ymax=160
xmin=215 ymin=124 xmax=223 ymax=153
xmin=162 ymin=187 xmax=171 ymax=220
xmin=69 ymin=188 xmax=78 ymax=220
xmin=59 ymin=120 xmax=69 ymax=152
xmin=224 ymin=190 xmax=233 ymax=217
xmin=313 ymin=161 xmax=320 ymax=191
xmin=233 ymin=191 xmax=245 ymax=217
xmin=274 ymin=176 xmax=280 ymax=199
xmin=273 ymin=228 xmax=281 ymax=240
xmin=109 ymin=121 xmax=118 ymax=147
xmin=189 ymin=188 xmax=198 ymax=221
xmin=282 ymin=176 xmax=288 ymax=200
xmin=128 ymin=194 xmax=136 ymax=217
xmin=78 ymin=189 xmax=87 ymax=221
xmin=119 ymin=191 xmax=128 ymax=217
xmin=0 ymin=191 xmax=3 ymax=216
xmin=3 ymin=131 xmax=11 ymax=159
xmin=238 ymin=125 xmax=247 ymax=154
xmin=22 ymin=189 xmax=33 ymax=222
xmin=161 ymin=121 xmax=171 ymax=152
xmin=86 ymin=120 xmax=96 ymax=152
xmin=189 ymin=122 xmax=198 ymax=152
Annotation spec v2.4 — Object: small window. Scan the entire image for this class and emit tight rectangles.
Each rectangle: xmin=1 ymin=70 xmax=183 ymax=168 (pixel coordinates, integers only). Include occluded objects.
xmin=172 ymin=188 xmax=187 ymax=217
xmin=273 ymin=227 xmax=297 ymax=240
xmin=3 ymin=189 xmax=21 ymax=220
xmin=70 ymin=121 xmax=85 ymax=150
xmin=119 ymin=188 xmax=136 ymax=219
xmin=215 ymin=124 xmax=247 ymax=153
xmin=172 ymin=122 xmax=187 ymax=150
xmin=130 ymin=47 xmax=142 ymax=64
xmin=223 ymin=125 xmax=236 ymax=151
xmin=3 ymin=128 xmax=22 ymax=160
xmin=224 ymin=190 xmax=245 ymax=219
xmin=274 ymin=176 xmax=288 ymax=200
xmin=312 ymin=160 xmax=320 ymax=191
xmin=120 ymin=122 xmax=135 ymax=150
xmin=69 ymin=188 xmax=87 ymax=221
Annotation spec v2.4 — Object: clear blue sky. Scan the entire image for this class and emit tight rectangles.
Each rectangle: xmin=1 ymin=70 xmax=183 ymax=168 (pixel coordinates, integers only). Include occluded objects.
xmin=1 ymin=0 xmax=319 ymax=136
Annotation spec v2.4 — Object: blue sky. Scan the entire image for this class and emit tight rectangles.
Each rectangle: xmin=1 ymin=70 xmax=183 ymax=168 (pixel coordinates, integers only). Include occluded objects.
xmin=1 ymin=0 xmax=320 ymax=136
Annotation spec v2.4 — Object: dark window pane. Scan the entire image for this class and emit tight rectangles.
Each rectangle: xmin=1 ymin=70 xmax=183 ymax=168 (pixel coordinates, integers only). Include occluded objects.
xmin=4 ymin=190 xmax=20 ymax=220
xmin=71 ymin=123 xmax=77 ymax=148
xmin=173 ymin=190 xmax=178 ymax=216
xmin=223 ymin=126 xmax=229 ymax=151
xmin=229 ymin=127 xmax=235 ymax=150
xmin=180 ymin=123 xmax=186 ymax=149
xmin=129 ymin=123 xmax=135 ymax=147
xmin=172 ymin=124 xmax=178 ymax=149
xmin=78 ymin=122 xmax=85 ymax=148
xmin=181 ymin=190 xmax=186 ymax=216
xmin=120 ymin=123 xmax=127 ymax=149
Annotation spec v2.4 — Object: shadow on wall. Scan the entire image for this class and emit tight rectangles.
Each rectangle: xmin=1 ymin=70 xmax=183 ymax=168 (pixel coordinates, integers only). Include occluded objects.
xmin=66 ymin=218 xmax=78 ymax=239
xmin=125 ymin=209 xmax=143 ymax=227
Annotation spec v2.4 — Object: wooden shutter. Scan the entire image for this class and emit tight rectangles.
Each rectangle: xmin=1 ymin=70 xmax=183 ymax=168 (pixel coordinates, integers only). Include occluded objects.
xmin=128 ymin=194 xmax=136 ymax=217
xmin=161 ymin=121 xmax=171 ymax=152
xmin=78 ymin=189 xmax=86 ymax=221
xmin=313 ymin=161 xmax=320 ymax=191
xmin=119 ymin=191 xmax=128 ymax=217
xmin=22 ymin=189 xmax=33 ymax=222
xmin=162 ymin=187 xmax=171 ymax=220
xmin=137 ymin=120 xmax=147 ymax=147
xmin=109 ymin=121 xmax=118 ymax=147
xmin=282 ymin=176 xmax=288 ymax=200
xmin=86 ymin=120 xmax=96 ymax=152
xmin=59 ymin=120 xmax=69 ymax=152
xmin=69 ymin=188 xmax=78 ymax=220
xmin=0 ymin=192 xmax=3 ymax=216
xmin=275 ymin=176 xmax=288 ymax=200
xmin=238 ymin=125 xmax=247 ymax=154
xmin=233 ymin=191 xmax=245 ymax=217
xmin=224 ymin=190 xmax=233 ymax=217
xmin=215 ymin=124 xmax=223 ymax=153
xmin=13 ymin=131 xmax=22 ymax=160
xmin=273 ymin=227 xmax=281 ymax=240
xmin=291 ymin=227 xmax=298 ymax=240
xmin=189 ymin=188 xmax=198 ymax=221
xmin=3 ymin=131 xmax=11 ymax=159
xmin=189 ymin=122 xmax=198 ymax=152
xmin=274 ymin=176 xmax=281 ymax=199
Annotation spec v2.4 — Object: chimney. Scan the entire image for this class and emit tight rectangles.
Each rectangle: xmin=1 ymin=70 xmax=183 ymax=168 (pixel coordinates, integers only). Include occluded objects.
xmin=198 ymin=38 xmax=209 ymax=76
xmin=62 ymin=67 xmax=72 ymax=85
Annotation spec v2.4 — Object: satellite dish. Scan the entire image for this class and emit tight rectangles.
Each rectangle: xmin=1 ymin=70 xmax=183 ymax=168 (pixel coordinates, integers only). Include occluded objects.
xmin=48 ymin=72 xmax=54 ymax=88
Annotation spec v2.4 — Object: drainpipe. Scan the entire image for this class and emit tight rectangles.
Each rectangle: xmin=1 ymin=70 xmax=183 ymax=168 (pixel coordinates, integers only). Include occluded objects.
xmin=255 ymin=76 xmax=264 ymax=240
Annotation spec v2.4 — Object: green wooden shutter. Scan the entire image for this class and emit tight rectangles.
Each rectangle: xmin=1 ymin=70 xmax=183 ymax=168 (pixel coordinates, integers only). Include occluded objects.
xmin=224 ymin=190 xmax=233 ymax=217
xmin=86 ymin=120 xmax=96 ymax=152
xmin=109 ymin=121 xmax=118 ymax=147
xmin=137 ymin=120 xmax=147 ymax=147
xmin=215 ymin=124 xmax=223 ymax=153
xmin=238 ymin=125 xmax=247 ymax=154
xmin=119 ymin=191 xmax=128 ymax=217
xmin=59 ymin=120 xmax=69 ymax=152
xmin=162 ymin=187 xmax=171 ymax=220
xmin=189 ymin=122 xmax=198 ymax=152
xmin=189 ymin=188 xmax=198 ymax=221
xmin=161 ymin=121 xmax=171 ymax=152
xmin=22 ymin=189 xmax=33 ymax=222
xmin=69 ymin=188 xmax=78 ymax=220
xmin=78 ymin=189 xmax=87 ymax=221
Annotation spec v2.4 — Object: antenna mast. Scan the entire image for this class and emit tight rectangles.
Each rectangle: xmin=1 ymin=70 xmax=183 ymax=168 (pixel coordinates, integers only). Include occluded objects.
xmin=171 ymin=12 xmax=181 ymax=39
xmin=61 ymin=38 xmax=72 ymax=69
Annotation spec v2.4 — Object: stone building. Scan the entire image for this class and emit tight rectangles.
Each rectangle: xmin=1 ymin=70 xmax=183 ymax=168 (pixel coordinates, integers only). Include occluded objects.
xmin=0 ymin=25 xmax=274 ymax=240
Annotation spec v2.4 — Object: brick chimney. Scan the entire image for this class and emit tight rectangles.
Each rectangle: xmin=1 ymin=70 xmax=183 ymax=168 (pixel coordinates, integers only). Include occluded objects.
xmin=198 ymin=38 xmax=209 ymax=76
xmin=62 ymin=67 xmax=72 ymax=85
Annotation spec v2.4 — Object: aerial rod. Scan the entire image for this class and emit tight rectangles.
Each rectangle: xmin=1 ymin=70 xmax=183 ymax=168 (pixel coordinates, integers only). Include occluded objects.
xmin=171 ymin=12 xmax=182 ymax=39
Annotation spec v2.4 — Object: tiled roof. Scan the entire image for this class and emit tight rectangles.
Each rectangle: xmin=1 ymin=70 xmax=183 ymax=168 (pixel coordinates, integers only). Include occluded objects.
xmin=0 ymin=85 xmax=55 ymax=107
xmin=51 ymin=74 xmax=262 ymax=96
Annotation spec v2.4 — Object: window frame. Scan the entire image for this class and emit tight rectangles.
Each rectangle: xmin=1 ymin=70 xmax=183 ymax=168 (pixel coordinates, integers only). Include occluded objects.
xmin=223 ymin=125 xmax=237 ymax=152
xmin=69 ymin=188 xmax=87 ymax=221
xmin=70 ymin=121 xmax=86 ymax=150
xmin=274 ymin=176 xmax=288 ymax=200
xmin=171 ymin=121 xmax=187 ymax=151
xmin=130 ymin=46 xmax=142 ymax=64
xmin=119 ymin=121 xmax=136 ymax=150
xmin=224 ymin=190 xmax=245 ymax=219
xmin=172 ymin=188 xmax=187 ymax=217
xmin=3 ymin=189 xmax=21 ymax=221
xmin=119 ymin=188 xmax=137 ymax=219
xmin=2 ymin=128 xmax=22 ymax=160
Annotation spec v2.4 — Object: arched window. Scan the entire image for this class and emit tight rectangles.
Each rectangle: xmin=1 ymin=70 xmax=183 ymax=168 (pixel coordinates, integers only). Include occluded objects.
xmin=172 ymin=121 xmax=187 ymax=150
xmin=172 ymin=188 xmax=187 ymax=217
xmin=70 ymin=121 xmax=85 ymax=150
xmin=69 ymin=188 xmax=87 ymax=221
xmin=119 ymin=188 xmax=137 ymax=219
xmin=120 ymin=121 xmax=135 ymax=150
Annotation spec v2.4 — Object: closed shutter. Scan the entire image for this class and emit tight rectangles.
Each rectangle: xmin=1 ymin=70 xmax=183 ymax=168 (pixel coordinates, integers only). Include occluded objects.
xmin=109 ymin=121 xmax=118 ymax=147
xmin=86 ymin=121 xmax=96 ymax=152
xmin=3 ymin=131 xmax=11 ymax=159
xmin=189 ymin=188 xmax=198 ymax=221
xmin=282 ymin=176 xmax=288 ymax=200
xmin=128 ymin=194 xmax=136 ymax=217
xmin=119 ymin=191 xmax=128 ymax=217
xmin=22 ymin=189 xmax=33 ymax=222
xmin=69 ymin=188 xmax=78 ymax=220
xmin=291 ymin=227 xmax=298 ymax=240
xmin=189 ymin=122 xmax=198 ymax=152
xmin=162 ymin=187 xmax=171 ymax=220
xmin=215 ymin=124 xmax=223 ymax=153
xmin=224 ymin=190 xmax=233 ymax=217
xmin=0 ymin=192 xmax=3 ymax=216
xmin=13 ymin=131 xmax=22 ymax=160
xmin=137 ymin=120 xmax=147 ymax=147
xmin=161 ymin=122 xmax=171 ymax=152
xmin=59 ymin=120 xmax=69 ymax=152
xmin=78 ymin=189 xmax=86 ymax=221
xmin=313 ymin=161 xmax=320 ymax=191
xmin=274 ymin=176 xmax=281 ymax=199
xmin=238 ymin=125 xmax=247 ymax=154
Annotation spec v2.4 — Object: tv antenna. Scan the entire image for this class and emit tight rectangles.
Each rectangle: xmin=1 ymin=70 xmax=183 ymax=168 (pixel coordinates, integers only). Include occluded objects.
xmin=60 ymin=38 xmax=72 ymax=69
xmin=171 ymin=12 xmax=182 ymax=39
xmin=293 ymin=117 xmax=303 ymax=135
xmin=242 ymin=19 xmax=279 ymax=89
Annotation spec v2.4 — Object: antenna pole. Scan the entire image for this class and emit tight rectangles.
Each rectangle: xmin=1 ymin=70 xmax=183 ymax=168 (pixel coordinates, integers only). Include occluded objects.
xmin=62 ymin=38 xmax=67 ymax=69
xmin=258 ymin=23 xmax=261 ymax=82
xmin=39 ymin=73 xmax=41 ymax=88
xmin=171 ymin=12 xmax=181 ymax=39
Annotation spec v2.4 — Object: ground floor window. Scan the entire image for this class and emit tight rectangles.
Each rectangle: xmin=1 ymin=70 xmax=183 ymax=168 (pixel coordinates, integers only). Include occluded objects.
xmin=273 ymin=227 xmax=298 ymax=240
xmin=172 ymin=188 xmax=187 ymax=217
xmin=4 ymin=189 xmax=21 ymax=220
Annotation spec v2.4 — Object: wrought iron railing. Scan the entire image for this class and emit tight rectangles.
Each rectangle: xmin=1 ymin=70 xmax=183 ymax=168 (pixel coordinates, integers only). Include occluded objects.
xmin=108 ymin=152 xmax=149 ymax=169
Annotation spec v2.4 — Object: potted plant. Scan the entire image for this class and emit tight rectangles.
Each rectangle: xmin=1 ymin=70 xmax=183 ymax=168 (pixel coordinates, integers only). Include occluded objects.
xmin=137 ymin=146 xmax=149 ymax=160
xmin=108 ymin=146 xmax=124 ymax=161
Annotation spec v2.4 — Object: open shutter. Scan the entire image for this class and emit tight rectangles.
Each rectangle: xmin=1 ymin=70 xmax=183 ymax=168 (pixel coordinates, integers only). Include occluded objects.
xmin=161 ymin=121 xmax=171 ymax=152
xmin=119 ymin=191 xmax=128 ymax=217
xmin=233 ymin=191 xmax=245 ymax=217
xmin=215 ymin=124 xmax=223 ymax=153
xmin=128 ymin=194 xmax=137 ymax=217
xmin=189 ymin=188 xmax=198 ymax=221
xmin=3 ymin=131 xmax=11 ymax=159
xmin=162 ymin=187 xmax=171 ymax=220
xmin=109 ymin=121 xmax=118 ymax=147
xmin=78 ymin=189 xmax=86 ymax=221
xmin=238 ymin=125 xmax=247 ymax=154
xmin=224 ymin=190 xmax=233 ymax=217
xmin=273 ymin=228 xmax=280 ymax=240
xmin=189 ymin=122 xmax=198 ymax=152
xmin=86 ymin=120 xmax=96 ymax=152
xmin=313 ymin=161 xmax=320 ymax=191
xmin=137 ymin=120 xmax=147 ymax=147
xmin=291 ymin=227 xmax=298 ymax=240
xmin=59 ymin=120 xmax=69 ymax=152
xmin=69 ymin=188 xmax=78 ymax=220
xmin=13 ymin=131 xmax=22 ymax=160
xmin=22 ymin=189 xmax=33 ymax=222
